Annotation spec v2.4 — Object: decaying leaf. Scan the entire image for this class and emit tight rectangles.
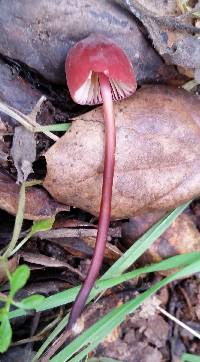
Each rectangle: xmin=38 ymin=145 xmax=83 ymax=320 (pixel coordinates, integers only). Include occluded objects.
xmin=35 ymin=215 xmax=122 ymax=263
xmin=146 ymin=213 xmax=200 ymax=263
xmin=37 ymin=228 xmax=122 ymax=262
xmin=0 ymin=171 xmax=69 ymax=220
xmin=37 ymin=226 xmax=121 ymax=240
xmin=122 ymin=212 xmax=200 ymax=263
xmin=19 ymin=251 xmax=84 ymax=279
xmin=11 ymin=126 xmax=36 ymax=183
xmin=122 ymin=211 xmax=165 ymax=244
xmin=44 ymin=85 xmax=200 ymax=220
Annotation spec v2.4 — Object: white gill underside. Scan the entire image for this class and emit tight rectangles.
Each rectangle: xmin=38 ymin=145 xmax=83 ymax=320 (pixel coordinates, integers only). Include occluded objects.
xmin=74 ymin=71 xmax=134 ymax=105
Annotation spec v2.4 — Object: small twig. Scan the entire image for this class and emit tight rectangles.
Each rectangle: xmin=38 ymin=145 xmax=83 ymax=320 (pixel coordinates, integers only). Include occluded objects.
xmin=36 ymin=226 xmax=122 ymax=240
xmin=40 ymin=328 xmax=72 ymax=362
xmin=0 ymin=101 xmax=33 ymax=132
xmin=0 ymin=98 xmax=58 ymax=141
xmin=158 ymin=306 xmax=200 ymax=340
xmin=9 ymin=232 xmax=33 ymax=257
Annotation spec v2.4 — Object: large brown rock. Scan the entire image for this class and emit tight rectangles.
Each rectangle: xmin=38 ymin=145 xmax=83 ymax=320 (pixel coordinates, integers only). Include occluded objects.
xmin=0 ymin=0 xmax=183 ymax=85
xmin=0 ymin=59 xmax=42 ymax=125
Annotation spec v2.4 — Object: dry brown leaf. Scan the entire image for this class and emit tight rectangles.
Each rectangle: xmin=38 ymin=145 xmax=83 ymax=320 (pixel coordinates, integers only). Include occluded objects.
xmin=44 ymin=85 xmax=200 ymax=220
xmin=144 ymin=213 xmax=200 ymax=263
xmin=37 ymin=226 xmax=121 ymax=239
xmin=123 ymin=212 xmax=200 ymax=264
xmin=36 ymin=222 xmax=122 ymax=261
xmin=53 ymin=218 xmax=94 ymax=229
xmin=122 ymin=211 xmax=165 ymax=244
xmin=0 ymin=171 xmax=69 ymax=220
xmin=19 ymin=251 xmax=84 ymax=279
xmin=39 ymin=234 xmax=122 ymax=262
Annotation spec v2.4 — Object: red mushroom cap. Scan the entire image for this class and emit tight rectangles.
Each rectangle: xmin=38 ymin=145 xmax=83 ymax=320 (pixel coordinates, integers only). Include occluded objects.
xmin=65 ymin=34 xmax=137 ymax=105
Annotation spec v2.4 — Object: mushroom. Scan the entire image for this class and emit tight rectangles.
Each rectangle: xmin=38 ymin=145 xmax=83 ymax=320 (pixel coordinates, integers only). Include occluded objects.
xmin=65 ymin=34 xmax=137 ymax=328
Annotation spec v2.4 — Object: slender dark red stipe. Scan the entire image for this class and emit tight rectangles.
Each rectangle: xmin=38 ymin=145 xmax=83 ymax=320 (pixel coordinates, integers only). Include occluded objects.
xmin=67 ymin=73 xmax=116 ymax=329
xmin=41 ymin=74 xmax=116 ymax=361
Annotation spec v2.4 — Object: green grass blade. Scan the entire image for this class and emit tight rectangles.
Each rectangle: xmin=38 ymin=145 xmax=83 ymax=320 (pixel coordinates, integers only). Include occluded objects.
xmin=39 ymin=123 xmax=71 ymax=132
xmin=10 ymin=251 xmax=199 ymax=320
xmin=32 ymin=316 xmax=69 ymax=362
xmin=181 ymin=353 xmax=200 ymax=362
xmin=32 ymin=202 xmax=191 ymax=361
xmin=3 ymin=182 xmax=26 ymax=258
xmin=32 ymin=251 xmax=197 ymax=362
xmin=35 ymin=202 xmax=192 ymax=313
xmin=51 ymin=257 xmax=200 ymax=362
xmin=102 ymin=202 xmax=190 ymax=278
xmin=37 ymin=251 xmax=199 ymax=311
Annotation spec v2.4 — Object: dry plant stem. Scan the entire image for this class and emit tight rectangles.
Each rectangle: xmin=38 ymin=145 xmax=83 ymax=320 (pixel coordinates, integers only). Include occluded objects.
xmin=158 ymin=306 xmax=200 ymax=340
xmin=41 ymin=328 xmax=71 ymax=362
xmin=67 ymin=73 xmax=116 ymax=328
xmin=2 ymin=182 xmax=26 ymax=258
xmin=0 ymin=99 xmax=58 ymax=141
xmin=12 ymin=310 xmax=63 ymax=346
xmin=42 ymin=75 xmax=116 ymax=360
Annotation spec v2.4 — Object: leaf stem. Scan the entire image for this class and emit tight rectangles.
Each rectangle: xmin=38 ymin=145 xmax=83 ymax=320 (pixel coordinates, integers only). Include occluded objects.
xmin=3 ymin=182 xmax=26 ymax=259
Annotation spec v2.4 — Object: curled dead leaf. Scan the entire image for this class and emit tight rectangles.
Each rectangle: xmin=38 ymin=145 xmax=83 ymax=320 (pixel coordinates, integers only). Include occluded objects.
xmin=44 ymin=86 xmax=200 ymax=219
xmin=0 ymin=171 xmax=69 ymax=220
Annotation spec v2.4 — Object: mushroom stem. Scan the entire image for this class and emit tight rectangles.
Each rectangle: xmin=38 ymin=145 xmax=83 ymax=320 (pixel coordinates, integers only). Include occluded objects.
xmin=67 ymin=73 xmax=116 ymax=329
